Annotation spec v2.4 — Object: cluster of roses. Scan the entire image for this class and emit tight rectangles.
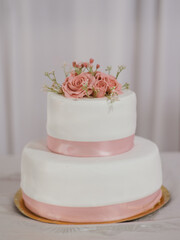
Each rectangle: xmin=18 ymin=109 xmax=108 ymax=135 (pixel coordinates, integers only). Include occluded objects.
xmin=44 ymin=58 xmax=127 ymax=99
xmin=61 ymin=58 xmax=123 ymax=99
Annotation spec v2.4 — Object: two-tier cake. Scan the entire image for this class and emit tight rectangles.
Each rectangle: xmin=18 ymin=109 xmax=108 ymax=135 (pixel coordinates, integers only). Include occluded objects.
xmin=20 ymin=59 xmax=162 ymax=223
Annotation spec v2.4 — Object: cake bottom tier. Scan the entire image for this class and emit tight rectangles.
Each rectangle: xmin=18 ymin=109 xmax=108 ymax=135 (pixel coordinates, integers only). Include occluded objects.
xmin=21 ymin=136 xmax=162 ymax=223
xmin=22 ymin=188 xmax=162 ymax=223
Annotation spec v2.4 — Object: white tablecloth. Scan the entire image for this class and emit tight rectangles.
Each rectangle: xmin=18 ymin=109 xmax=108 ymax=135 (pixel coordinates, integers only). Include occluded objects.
xmin=0 ymin=153 xmax=180 ymax=240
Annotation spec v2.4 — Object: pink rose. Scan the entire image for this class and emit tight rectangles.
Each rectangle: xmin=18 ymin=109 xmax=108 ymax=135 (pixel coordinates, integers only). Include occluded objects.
xmin=62 ymin=72 xmax=95 ymax=98
xmin=94 ymin=80 xmax=108 ymax=98
xmin=95 ymin=72 xmax=122 ymax=95
xmin=106 ymin=75 xmax=123 ymax=95
xmin=95 ymin=72 xmax=109 ymax=82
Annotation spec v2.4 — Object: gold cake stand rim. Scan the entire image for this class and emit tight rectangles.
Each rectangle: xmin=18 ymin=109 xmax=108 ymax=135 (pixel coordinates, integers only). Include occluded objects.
xmin=14 ymin=186 xmax=170 ymax=225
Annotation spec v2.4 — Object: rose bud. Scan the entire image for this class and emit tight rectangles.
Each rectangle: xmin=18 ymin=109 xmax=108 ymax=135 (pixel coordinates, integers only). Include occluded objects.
xmin=72 ymin=61 xmax=76 ymax=67
xmin=89 ymin=58 xmax=94 ymax=64
xmin=84 ymin=62 xmax=88 ymax=68
xmin=96 ymin=64 xmax=100 ymax=69
xmin=75 ymin=64 xmax=79 ymax=68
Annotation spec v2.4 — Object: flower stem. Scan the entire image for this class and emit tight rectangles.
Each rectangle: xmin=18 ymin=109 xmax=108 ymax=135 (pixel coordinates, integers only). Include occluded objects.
xmin=116 ymin=65 xmax=126 ymax=79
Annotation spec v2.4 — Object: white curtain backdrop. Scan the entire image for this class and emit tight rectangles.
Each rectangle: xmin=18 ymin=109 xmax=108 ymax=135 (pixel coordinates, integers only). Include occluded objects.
xmin=0 ymin=0 xmax=180 ymax=154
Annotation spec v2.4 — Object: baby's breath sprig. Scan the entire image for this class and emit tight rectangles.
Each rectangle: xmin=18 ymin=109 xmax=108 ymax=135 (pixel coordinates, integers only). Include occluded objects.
xmin=44 ymin=71 xmax=62 ymax=94
xmin=45 ymin=70 xmax=59 ymax=83
xmin=105 ymin=66 xmax=112 ymax=75
xmin=43 ymin=85 xmax=63 ymax=94
xmin=122 ymin=82 xmax=129 ymax=90
xmin=116 ymin=65 xmax=126 ymax=79
xmin=106 ymin=91 xmax=119 ymax=103
xmin=62 ymin=62 xmax=72 ymax=77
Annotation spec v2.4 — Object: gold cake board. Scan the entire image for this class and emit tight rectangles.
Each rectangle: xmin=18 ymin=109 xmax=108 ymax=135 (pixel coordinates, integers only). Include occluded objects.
xmin=14 ymin=186 xmax=170 ymax=225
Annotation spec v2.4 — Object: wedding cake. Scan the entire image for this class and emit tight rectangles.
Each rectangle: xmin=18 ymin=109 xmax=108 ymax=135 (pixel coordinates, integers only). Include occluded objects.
xmin=20 ymin=59 xmax=162 ymax=223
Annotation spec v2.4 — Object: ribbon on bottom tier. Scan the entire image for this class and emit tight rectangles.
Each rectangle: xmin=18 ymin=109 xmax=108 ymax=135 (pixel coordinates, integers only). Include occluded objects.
xmin=22 ymin=189 xmax=162 ymax=223
xmin=47 ymin=134 xmax=135 ymax=157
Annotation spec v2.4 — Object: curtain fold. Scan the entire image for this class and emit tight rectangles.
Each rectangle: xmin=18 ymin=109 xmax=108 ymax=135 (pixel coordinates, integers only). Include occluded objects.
xmin=0 ymin=0 xmax=180 ymax=154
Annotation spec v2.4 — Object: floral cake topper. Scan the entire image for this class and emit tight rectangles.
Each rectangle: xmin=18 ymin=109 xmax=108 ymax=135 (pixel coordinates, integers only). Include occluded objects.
xmin=44 ymin=58 xmax=129 ymax=99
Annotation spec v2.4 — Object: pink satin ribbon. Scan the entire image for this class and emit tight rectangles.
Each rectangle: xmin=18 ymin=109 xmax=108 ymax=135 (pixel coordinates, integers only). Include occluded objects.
xmin=22 ymin=189 xmax=162 ymax=223
xmin=47 ymin=135 xmax=134 ymax=157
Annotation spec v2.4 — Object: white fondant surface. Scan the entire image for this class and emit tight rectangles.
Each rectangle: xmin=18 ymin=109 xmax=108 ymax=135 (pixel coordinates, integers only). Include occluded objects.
xmin=47 ymin=90 xmax=137 ymax=141
xmin=21 ymin=136 xmax=162 ymax=207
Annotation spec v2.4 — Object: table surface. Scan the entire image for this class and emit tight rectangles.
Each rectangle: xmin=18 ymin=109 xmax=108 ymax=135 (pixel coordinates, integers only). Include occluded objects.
xmin=0 ymin=152 xmax=180 ymax=240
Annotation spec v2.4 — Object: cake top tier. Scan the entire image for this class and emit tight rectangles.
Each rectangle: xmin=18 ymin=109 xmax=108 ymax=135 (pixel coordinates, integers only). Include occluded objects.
xmin=47 ymin=89 xmax=137 ymax=142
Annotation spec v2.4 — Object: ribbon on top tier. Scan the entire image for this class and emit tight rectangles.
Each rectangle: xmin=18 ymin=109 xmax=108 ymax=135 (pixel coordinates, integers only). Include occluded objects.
xmin=47 ymin=135 xmax=134 ymax=157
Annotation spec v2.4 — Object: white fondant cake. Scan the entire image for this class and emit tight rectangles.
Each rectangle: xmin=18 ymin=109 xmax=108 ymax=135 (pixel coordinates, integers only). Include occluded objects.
xmin=47 ymin=90 xmax=136 ymax=142
xmin=21 ymin=137 xmax=162 ymax=207
xmin=20 ymin=85 xmax=163 ymax=222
